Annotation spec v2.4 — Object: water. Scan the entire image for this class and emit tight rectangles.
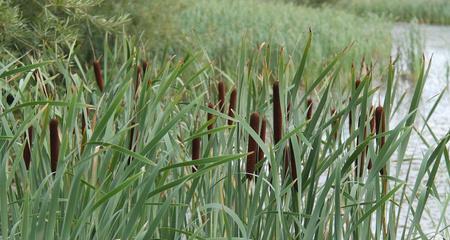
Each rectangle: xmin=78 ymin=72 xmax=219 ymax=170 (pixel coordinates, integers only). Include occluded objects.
xmin=391 ymin=23 xmax=450 ymax=238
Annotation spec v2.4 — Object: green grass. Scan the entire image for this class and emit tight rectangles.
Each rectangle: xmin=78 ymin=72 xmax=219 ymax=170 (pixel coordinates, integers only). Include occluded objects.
xmin=111 ymin=0 xmax=392 ymax=81
xmin=338 ymin=0 xmax=450 ymax=25
xmin=0 ymin=34 xmax=448 ymax=239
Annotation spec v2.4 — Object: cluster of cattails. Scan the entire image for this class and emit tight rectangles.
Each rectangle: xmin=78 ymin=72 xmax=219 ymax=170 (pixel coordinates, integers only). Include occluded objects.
xmin=192 ymin=81 xmax=236 ymax=172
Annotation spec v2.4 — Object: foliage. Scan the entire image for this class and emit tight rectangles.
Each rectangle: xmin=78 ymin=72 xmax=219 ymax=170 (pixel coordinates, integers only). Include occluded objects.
xmin=0 ymin=0 xmax=129 ymax=61
xmin=0 ymin=34 xmax=448 ymax=239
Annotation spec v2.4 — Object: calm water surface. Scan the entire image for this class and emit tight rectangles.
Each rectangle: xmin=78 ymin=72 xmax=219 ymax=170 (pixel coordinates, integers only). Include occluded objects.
xmin=391 ymin=23 xmax=450 ymax=238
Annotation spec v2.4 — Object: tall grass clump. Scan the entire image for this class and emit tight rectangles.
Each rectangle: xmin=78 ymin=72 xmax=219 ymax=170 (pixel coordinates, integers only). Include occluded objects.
xmin=0 ymin=34 xmax=448 ymax=239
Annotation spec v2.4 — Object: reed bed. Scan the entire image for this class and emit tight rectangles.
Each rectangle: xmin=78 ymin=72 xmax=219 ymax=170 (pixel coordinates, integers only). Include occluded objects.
xmin=0 ymin=35 xmax=448 ymax=240
xmin=338 ymin=0 xmax=450 ymax=25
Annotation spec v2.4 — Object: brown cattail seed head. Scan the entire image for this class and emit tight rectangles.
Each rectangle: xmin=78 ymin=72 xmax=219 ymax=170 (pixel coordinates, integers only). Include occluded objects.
xmin=375 ymin=105 xmax=386 ymax=147
xmin=247 ymin=112 xmax=260 ymax=180
xmin=136 ymin=64 xmax=142 ymax=94
xmin=142 ymin=60 xmax=149 ymax=74
xmin=207 ymin=103 xmax=215 ymax=138
xmin=218 ymin=81 xmax=226 ymax=113
xmin=23 ymin=126 xmax=33 ymax=170
xmin=192 ymin=137 xmax=201 ymax=172
xmin=128 ymin=123 xmax=137 ymax=164
xmin=348 ymin=97 xmax=353 ymax=134
xmin=273 ymin=81 xmax=282 ymax=143
xmin=306 ymin=98 xmax=313 ymax=120
xmin=6 ymin=94 xmax=14 ymax=105
xmin=93 ymin=60 xmax=104 ymax=92
xmin=355 ymin=79 xmax=361 ymax=89
xmin=369 ymin=106 xmax=376 ymax=134
xmin=227 ymin=87 xmax=237 ymax=125
xmin=258 ymin=117 xmax=267 ymax=164
xmin=330 ymin=108 xmax=336 ymax=116
xmin=49 ymin=118 xmax=60 ymax=172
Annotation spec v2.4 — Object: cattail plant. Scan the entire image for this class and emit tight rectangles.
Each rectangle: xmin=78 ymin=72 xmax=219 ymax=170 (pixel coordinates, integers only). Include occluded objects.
xmin=356 ymin=115 xmax=367 ymax=178
xmin=227 ymin=87 xmax=237 ymax=125
xmin=283 ymin=103 xmax=292 ymax=176
xmin=306 ymin=98 xmax=313 ymax=120
xmin=192 ymin=137 xmax=201 ymax=172
xmin=23 ymin=126 xmax=33 ymax=170
xmin=368 ymin=105 xmax=376 ymax=170
xmin=375 ymin=104 xmax=388 ymax=237
xmin=93 ymin=60 xmax=104 ymax=92
xmin=247 ymin=112 xmax=260 ymax=180
xmin=49 ymin=118 xmax=60 ymax=172
xmin=136 ymin=64 xmax=142 ymax=94
xmin=142 ymin=60 xmax=149 ymax=74
xmin=286 ymin=102 xmax=298 ymax=188
xmin=348 ymin=79 xmax=361 ymax=134
xmin=375 ymin=105 xmax=387 ymax=175
xmin=273 ymin=81 xmax=282 ymax=143
xmin=6 ymin=94 xmax=14 ymax=105
xmin=207 ymin=103 xmax=215 ymax=138
xmin=217 ymin=81 xmax=226 ymax=113
xmin=128 ymin=122 xmax=137 ymax=164
xmin=80 ymin=109 xmax=89 ymax=153
xmin=257 ymin=117 xmax=267 ymax=169
xmin=330 ymin=108 xmax=338 ymax=140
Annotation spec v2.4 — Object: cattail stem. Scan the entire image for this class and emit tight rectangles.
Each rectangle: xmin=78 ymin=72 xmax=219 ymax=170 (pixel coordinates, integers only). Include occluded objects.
xmin=93 ymin=60 xmax=104 ymax=92
xmin=23 ymin=126 xmax=33 ymax=170
xmin=218 ymin=81 xmax=226 ymax=113
xmin=247 ymin=112 xmax=260 ymax=180
xmin=192 ymin=137 xmax=201 ymax=172
xmin=227 ymin=87 xmax=237 ymax=125
xmin=49 ymin=118 xmax=60 ymax=172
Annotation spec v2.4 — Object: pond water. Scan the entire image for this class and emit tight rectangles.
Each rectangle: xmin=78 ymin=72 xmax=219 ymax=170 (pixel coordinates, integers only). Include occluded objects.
xmin=391 ymin=23 xmax=450 ymax=238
